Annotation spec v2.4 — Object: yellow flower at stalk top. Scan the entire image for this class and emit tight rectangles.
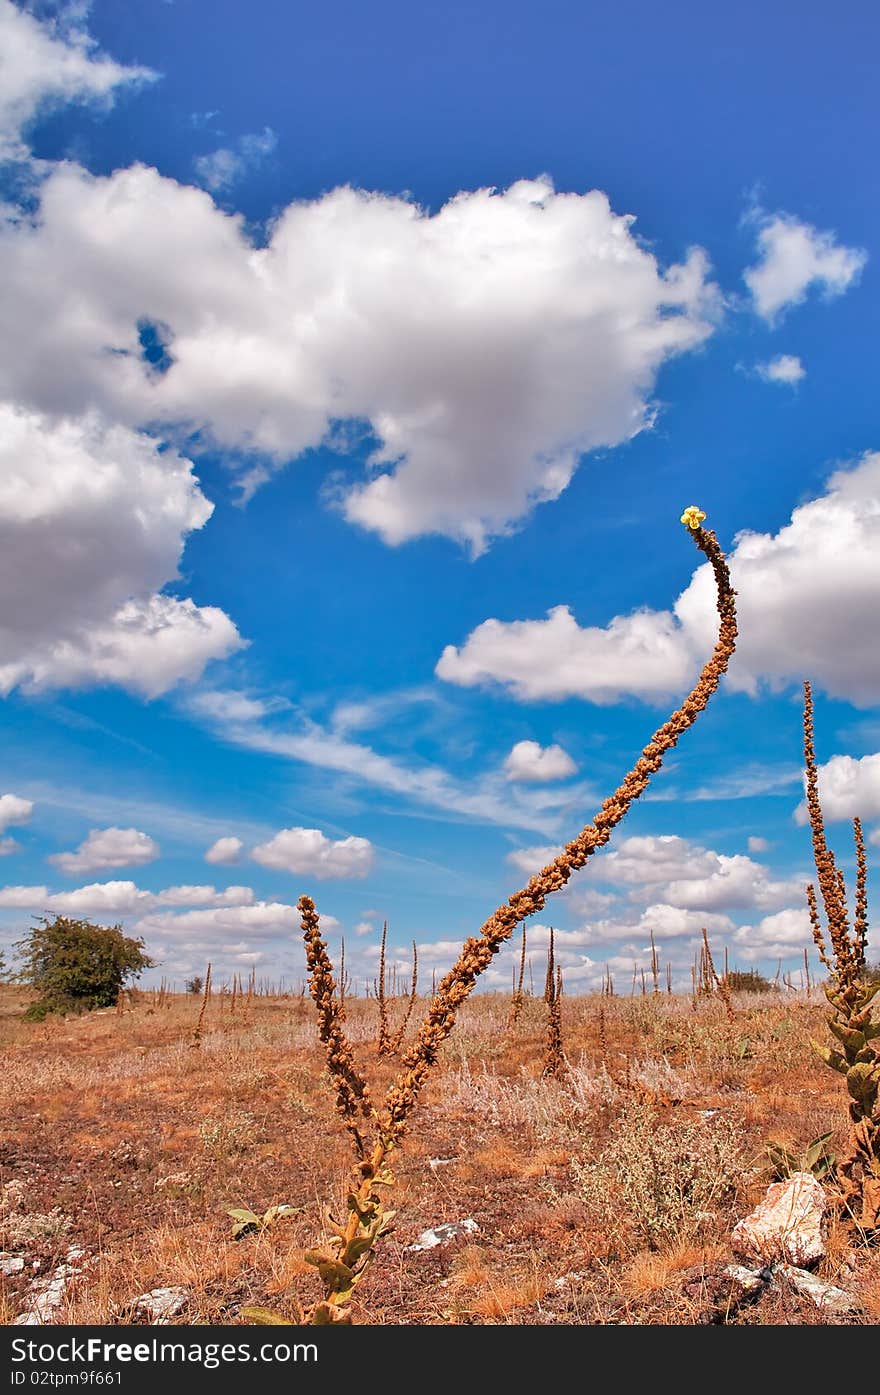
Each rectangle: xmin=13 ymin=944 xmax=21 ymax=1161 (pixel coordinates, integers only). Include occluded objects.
xmin=680 ymin=505 xmax=706 ymax=530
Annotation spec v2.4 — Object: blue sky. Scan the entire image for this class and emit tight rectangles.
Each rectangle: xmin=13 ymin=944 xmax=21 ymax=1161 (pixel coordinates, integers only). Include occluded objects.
xmin=0 ymin=0 xmax=878 ymax=994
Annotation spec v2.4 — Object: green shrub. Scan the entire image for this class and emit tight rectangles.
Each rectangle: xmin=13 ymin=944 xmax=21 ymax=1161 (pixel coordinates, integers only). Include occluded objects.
xmin=15 ymin=915 xmax=154 ymax=1019
xmin=724 ymin=969 xmax=774 ymax=993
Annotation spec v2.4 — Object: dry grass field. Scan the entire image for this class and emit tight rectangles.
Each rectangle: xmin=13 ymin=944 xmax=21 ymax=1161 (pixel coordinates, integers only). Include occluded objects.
xmin=2 ymin=978 xmax=879 ymax=1327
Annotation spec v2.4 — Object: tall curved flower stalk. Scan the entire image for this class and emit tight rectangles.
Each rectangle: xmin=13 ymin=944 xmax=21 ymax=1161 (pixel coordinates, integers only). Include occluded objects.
xmin=287 ymin=509 xmax=736 ymax=1324
xmin=803 ymin=681 xmax=880 ymax=1230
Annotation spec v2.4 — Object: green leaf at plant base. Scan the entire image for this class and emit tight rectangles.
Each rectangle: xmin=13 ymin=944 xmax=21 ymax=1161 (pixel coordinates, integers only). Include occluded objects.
xmin=316 ymin=1259 xmax=356 ymax=1301
xmin=227 ymin=1207 xmax=261 ymax=1239
xmin=811 ymin=1039 xmax=846 ymax=1072
xmin=239 ymin=1307 xmax=293 ymax=1325
xmin=803 ymin=1133 xmax=835 ymax=1173
xmin=846 ymin=1061 xmax=880 ymax=1107
xmin=828 ymin=1020 xmax=866 ymax=1054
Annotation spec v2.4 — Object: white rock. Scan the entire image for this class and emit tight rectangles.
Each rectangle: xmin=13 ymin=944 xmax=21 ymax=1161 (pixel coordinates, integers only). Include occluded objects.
xmin=777 ymin=1264 xmax=860 ymax=1315
xmin=723 ymin=1264 xmax=769 ymax=1296
xmin=0 ymin=1253 xmax=25 ymax=1276
xmin=14 ymin=1247 xmax=88 ymax=1325
xmin=128 ymin=1287 xmax=190 ymax=1322
xmin=406 ymin=1219 xmax=479 ymax=1252
xmin=731 ymin=1172 xmax=827 ymax=1268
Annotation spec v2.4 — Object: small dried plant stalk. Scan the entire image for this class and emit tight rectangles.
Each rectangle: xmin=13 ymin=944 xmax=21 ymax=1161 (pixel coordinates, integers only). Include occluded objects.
xmin=376 ymin=920 xmax=391 ymax=1056
xmin=291 ymin=510 xmax=736 ymax=1324
xmin=543 ymin=938 xmax=565 ymax=1079
xmin=701 ymin=927 xmax=734 ymax=1019
xmin=508 ymin=924 xmax=527 ymax=1029
xmin=300 ymin=897 xmax=374 ymax=1159
xmin=803 ymin=682 xmax=880 ymax=1229
xmin=389 ymin=941 xmax=418 ymax=1054
xmin=191 ymin=962 xmax=211 ymax=1047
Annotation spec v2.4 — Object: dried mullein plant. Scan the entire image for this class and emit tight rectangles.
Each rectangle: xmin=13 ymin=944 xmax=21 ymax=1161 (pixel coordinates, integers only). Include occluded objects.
xmin=507 ymin=924 xmax=527 ymax=1029
xmin=542 ymin=929 xmax=565 ymax=1079
xmin=254 ymin=507 xmax=736 ymax=1325
xmin=389 ymin=940 xmax=418 ymax=1055
xmin=803 ymin=680 xmax=880 ymax=1230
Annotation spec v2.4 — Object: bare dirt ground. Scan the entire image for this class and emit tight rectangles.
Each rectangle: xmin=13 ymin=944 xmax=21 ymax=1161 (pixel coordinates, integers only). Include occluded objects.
xmin=1 ymin=983 xmax=878 ymax=1326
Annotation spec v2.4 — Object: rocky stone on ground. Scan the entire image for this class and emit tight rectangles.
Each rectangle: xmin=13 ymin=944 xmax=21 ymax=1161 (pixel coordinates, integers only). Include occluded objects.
xmin=775 ymin=1264 xmax=860 ymax=1315
xmin=731 ymin=1172 xmax=827 ymax=1268
xmin=124 ymin=1286 xmax=190 ymax=1323
xmin=406 ymin=1219 xmax=479 ymax=1251
xmin=14 ymin=1247 xmax=88 ymax=1325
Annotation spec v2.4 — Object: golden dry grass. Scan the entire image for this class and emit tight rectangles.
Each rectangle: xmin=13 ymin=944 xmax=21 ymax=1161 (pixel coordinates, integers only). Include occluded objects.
xmin=0 ymin=980 xmax=875 ymax=1326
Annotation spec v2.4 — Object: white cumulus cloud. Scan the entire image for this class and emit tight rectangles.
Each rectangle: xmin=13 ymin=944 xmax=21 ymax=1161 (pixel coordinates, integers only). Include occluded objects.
xmin=505 ymin=844 xmax=564 ymax=875
xmin=437 ymin=603 xmax=695 ymax=702
xmin=0 ymin=404 xmax=242 ymax=697
xmin=594 ymin=834 xmax=803 ymax=911
xmin=0 ymin=880 xmax=258 ymax=916
xmin=744 ymin=212 xmax=866 ymax=322
xmin=204 ymin=836 xmax=244 ymax=865
xmin=251 ymin=826 xmax=374 ymax=880
xmin=503 ymin=740 xmax=576 ymax=782
xmin=732 ymin=907 xmax=813 ymax=961
xmin=793 ymin=752 xmax=880 ymax=826
xmin=0 ymin=0 xmax=155 ymax=160
xmin=0 ymin=165 xmax=718 ymax=553
xmin=133 ymin=901 xmax=332 ymax=940
xmin=439 ymin=451 xmax=880 ymax=708
xmin=49 ymin=826 xmax=159 ymax=875
xmin=756 ymin=354 xmax=805 ymax=385
xmin=0 ymin=793 xmax=33 ymax=832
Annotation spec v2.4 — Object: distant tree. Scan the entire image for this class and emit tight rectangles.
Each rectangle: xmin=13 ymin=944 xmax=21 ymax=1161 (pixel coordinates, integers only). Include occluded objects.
xmin=15 ymin=916 xmax=154 ymax=1020
xmin=185 ymin=975 xmax=204 ymax=996
xmin=865 ymin=961 xmax=880 ymax=987
xmin=724 ymin=969 xmax=774 ymax=994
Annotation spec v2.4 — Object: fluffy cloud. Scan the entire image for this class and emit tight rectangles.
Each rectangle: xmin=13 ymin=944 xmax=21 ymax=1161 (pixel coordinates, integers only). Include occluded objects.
xmin=597 ymin=835 xmax=717 ymax=886
xmin=0 ymin=0 xmax=155 ymax=159
xmin=0 ymin=404 xmax=242 ymax=697
xmin=659 ymin=855 xmax=802 ymax=913
xmin=676 ymin=451 xmax=880 ymax=705
xmin=732 ymin=907 xmax=813 ymax=961
xmin=0 ymin=793 xmax=32 ymax=833
xmin=205 ymin=836 xmax=244 ymax=865
xmin=747 ymin=836 xmax=770 ymax=853
xmin=49 ymin=826 xmax=159 ymax=875
xmin=744 ymin=212 xmax=866 ymax=322
xmin=572 ymin=903 xmax=735 ymax=945
xmin=153 ymin=885 xmax=254 ymax=908
xmin=506 ymin=844 xmax=564 ymax=876
xmin=0 ymin=880 xmax=257 ymax=915
xmin=439 ymin=451 xmax=880 ymax=707
xmin=133 ymin=901 xmax=330 ymax=940
xmin=251 ymin=826 xmax=374 ymax=880
xmin=503 ymin=740 xmax=576 ymax=782
xmin=194 ymin=127 xmax=277 ymax=192
xmin=437 ymin=604 xmax=695 ymax=702
xmin=0 ymin=164 xmax=717 ymax=553
xmin=592 ymin=834 xmax=802 ymax=912
xmin=756 ymin=354 xmax=805 ymax=385
xmin=793 ymin=752 xmax=880 ymax=825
